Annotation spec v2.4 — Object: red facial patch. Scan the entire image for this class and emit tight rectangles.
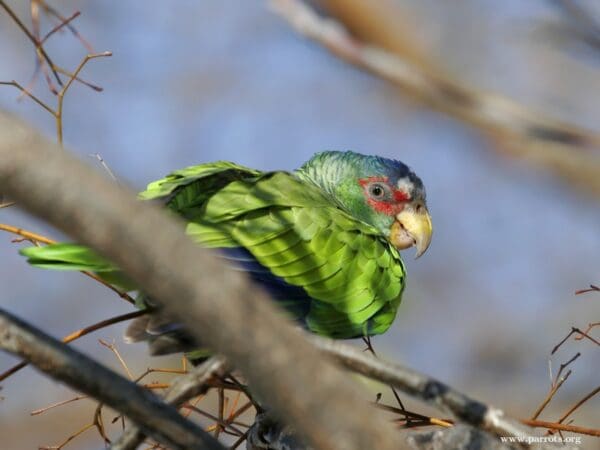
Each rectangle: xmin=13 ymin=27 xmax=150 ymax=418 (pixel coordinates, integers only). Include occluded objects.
xmin=358 ymin=176 xmax=410 ymax=216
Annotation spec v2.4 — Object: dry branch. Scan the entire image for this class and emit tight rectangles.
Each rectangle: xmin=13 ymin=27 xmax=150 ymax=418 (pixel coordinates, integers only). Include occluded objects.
xmin=271 ymin=0 xmax=600 ymax=197
xmin=0 ymin=109 xmax=405 ymax=450
xmin=112 ymin=356 xmax=229 ymax=450
xmin=308 ymin=335 xmax=533 ymax=440
xmin=0 ymin=310 xmax=145 ymax=382
xmin=0 ymin=0 xmax=63 ymax=88
xmin=0 ymin=307 xmax=224 ymax=450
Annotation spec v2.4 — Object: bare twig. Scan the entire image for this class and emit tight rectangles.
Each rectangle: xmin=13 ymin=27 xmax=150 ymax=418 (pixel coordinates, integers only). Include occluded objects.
xmin=0 ymin=222 xmax=56 ymax=244
xmin=0 ymin=80 xmax=55 ymax=115
xmin=530 ymin=369 xmax=572 ymax=420
xmin=575 ymin=284 xmax=599 ymax=295
xmin=99 ymin=339 xmax=135 ymax=380
xmin=374 ymin=402 xmax=453 ymax=428
xmin=91 ymin=153 xmax=120 ymax=184
xmin=521 ymin=418 xmax=600 ymax=437
xmin=553 ymin=352 xmax=580 ymax=385
xmin=2 ymin=69 xmax=108 ymax=146
xmin=0 ymin=0 xmax=63 ymax=89
xmin=574 ymin=322 xmax=599 ymax=341
xmin=36 ymin=0 xmax=95 ymax=52
xmin=40 ymin=10 xmax=81 ymax=45
xmin=182 ymin=404 xmax=246 ymax=436
xmin=55 ymin=52 xmax=112 ymax=145
xmin=31 ymin=394 xmax=88 ymax=416
xmin=552 ymin=326 xmax=600 ymax=354
xmin=111 ymin=356 xmax=229 ymax=450
xmin=40 ymin=422 xmax=96 ymax=450
xmin=556 ymin=385 xmax=600 ymax=425
xmin=0 ymin=307 xmax=224 ymax=450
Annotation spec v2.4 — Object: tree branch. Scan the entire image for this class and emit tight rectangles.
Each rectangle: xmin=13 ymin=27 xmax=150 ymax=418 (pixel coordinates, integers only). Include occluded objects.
xmin=0 ymin=109 xmax=404 ymax=450
xmin=112 ymin=356 xmax=229 ymax=450
xmin=0 ymin=307 xmax=224 ymax=450
xmin=271 ymin=0 xmax=600 ymax=197
xmin=309 ymin=335 xmax=533 ymax=440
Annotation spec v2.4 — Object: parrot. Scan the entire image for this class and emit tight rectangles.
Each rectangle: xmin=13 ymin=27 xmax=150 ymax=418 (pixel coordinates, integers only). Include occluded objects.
xmin=19 ymin=150 xmax=432 ymax=358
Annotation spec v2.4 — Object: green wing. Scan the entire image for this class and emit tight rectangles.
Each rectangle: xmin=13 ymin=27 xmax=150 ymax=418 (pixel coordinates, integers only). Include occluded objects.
xmin=184 ymin=171 xmax=406 ymax=338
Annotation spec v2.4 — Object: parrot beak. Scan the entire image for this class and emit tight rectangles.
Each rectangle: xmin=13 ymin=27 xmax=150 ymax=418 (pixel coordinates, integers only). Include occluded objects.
xmin=390 ymin=202 xmax=432 ymax=258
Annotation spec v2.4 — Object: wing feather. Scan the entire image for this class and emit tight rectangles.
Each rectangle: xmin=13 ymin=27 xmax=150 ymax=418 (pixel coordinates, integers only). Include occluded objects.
xmin=177 ymin=171 xmax=406 ymax=338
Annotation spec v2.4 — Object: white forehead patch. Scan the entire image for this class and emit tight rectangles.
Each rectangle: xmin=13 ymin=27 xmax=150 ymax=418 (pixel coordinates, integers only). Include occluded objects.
xmin=396 ymin=177 xmax=413 ymax=195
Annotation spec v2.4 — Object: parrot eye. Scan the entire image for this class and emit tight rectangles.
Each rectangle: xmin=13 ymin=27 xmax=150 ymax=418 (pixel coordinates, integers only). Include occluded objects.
xmin=368 ymin=183 xmax=387 ymax=199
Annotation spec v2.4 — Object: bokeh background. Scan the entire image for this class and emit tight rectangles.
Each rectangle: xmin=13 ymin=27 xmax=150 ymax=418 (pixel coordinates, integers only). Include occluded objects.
xmin=1 ymin=1 xmax=599 ymax=449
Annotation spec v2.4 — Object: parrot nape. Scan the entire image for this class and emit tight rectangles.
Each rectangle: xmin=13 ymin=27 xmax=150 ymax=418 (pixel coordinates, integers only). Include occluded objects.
xmin=20 ymin=151 xmax=432 ymax=358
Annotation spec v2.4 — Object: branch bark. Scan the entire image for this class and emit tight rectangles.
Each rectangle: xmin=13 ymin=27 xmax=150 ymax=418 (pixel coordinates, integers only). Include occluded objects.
xmin=309 ymin=336 xmax=533 ymax=439
xmin=0 ymin=307 xmax=224 ymax=450
xmin=0 ymin=109 xmax=404 ymax=450
xmin=112 ymin=356 xmax=229 ymax=450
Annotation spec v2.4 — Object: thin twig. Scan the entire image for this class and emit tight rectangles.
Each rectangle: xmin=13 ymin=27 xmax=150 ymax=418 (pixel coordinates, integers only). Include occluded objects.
xmin=55 ymin=52 xmax=112 ymax=145
xmin=556 ymin=385 xmax=600 ymax=424
xmin=0 ymin=0 xmax=63 ymax=88
xmin=552 ymin=327 xmax=600 ymax=354
xmin=574 ymin=322 xmax=599 ymax=341
xmin=40 ymin=10 xmax=81 ymax=45
xmin=99 ymin=339 xmax=135 ymax=380
xmin=31 ymin=395 xmax=88 ymax=416
xmin=553 ymin=352 xmax=580 ymax=384
xmin=373 ymin=402 xmax=453 ymax=428
xmin=0 ymin=80 xmax=56 ymax=115
xmin=40 ymin=422 xmax=95 ymax=450
xmin=521 ymin=418 xmax=600 ymax=437
xmin=182 ymin=404 xmax=245 ymax=437
xmin=530 ymin=370 xmax=572 ymax=420
xmin=228 ymin=430 xmax=249 ymax=450
xmin=90 ymin=153 xmax=119 ymax=184
xmin=111 ymin=357 xmax=229 ymax=450
xmin=575 ymin=284 xmax=599 ymax=295
xmin=37 ymin=0 xmax=95 ymax=52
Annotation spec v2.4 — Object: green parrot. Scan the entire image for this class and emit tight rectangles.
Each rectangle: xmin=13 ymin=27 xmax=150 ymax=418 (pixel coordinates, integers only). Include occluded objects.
xmin=20 ymin=151 xmax=432 ymax=356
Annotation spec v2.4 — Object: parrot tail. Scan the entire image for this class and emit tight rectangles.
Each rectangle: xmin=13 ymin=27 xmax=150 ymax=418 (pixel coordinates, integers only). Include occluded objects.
xmin=20 ymin=243 xmax=116 ymax=271
xmin=19 ymin=243 xmax=136 ymax=290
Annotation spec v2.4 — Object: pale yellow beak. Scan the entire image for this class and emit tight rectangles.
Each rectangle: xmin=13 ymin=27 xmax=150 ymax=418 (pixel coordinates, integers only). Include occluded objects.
xmin=390 ymin=202 xmax=432 ymax=258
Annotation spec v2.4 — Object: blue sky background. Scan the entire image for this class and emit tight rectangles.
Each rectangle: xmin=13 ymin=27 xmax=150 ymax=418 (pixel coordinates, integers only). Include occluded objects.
xmin=1 ymin=1 xmax=599 ymax=448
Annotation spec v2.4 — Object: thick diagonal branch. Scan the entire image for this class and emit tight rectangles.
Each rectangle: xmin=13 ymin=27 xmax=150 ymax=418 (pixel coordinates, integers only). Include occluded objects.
xmin=0 ymin=110 xmax=404 ymax=450
xmin=309 ymin=336 xmax=533 ymax=439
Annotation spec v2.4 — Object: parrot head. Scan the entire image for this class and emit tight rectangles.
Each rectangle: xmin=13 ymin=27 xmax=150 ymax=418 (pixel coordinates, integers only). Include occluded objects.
xmin=298 ymin=151 xmax=432 ymax=257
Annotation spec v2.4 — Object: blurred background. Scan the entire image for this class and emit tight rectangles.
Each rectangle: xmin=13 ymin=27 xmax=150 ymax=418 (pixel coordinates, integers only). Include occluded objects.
xmin=0 ymin=1 xmax=598 ymax=449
